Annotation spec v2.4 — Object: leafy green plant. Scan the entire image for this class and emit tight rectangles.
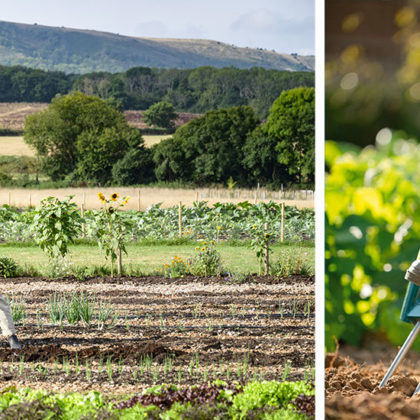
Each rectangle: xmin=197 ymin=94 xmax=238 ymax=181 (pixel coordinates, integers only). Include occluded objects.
xmin=91 ymin=192 xmax=131 ymax=276
xmin=6 ymin=294 xmax=26 ymax=324
xmin=189 ymin=240 xmax=224 ymax=276
xmin=0 ymin=257 xmax=18 ymax=278
xmin=32 ymin=196 xmax=82 ymax=260
xmin=271 ymin=249 xmax=312 ymax=277
xmin=230 ymin=380 xmax=314 ymax=419
xmin=249 ymin=224 xmax=271 ymax=275
xmin=326 ymin=135 xmax=420 ymax=350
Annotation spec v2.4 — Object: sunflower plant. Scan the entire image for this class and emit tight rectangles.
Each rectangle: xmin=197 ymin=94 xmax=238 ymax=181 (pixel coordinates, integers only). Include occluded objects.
xmin=32 ymin=196 xmax=82 ymax=260
xmin=249 ymin=222 xmax=272 ymax=275
xmin=92 ymin=192 xmax=131 ymax=276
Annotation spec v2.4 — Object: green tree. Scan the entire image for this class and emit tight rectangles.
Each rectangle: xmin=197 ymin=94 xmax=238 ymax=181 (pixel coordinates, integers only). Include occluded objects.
xmin=242 ymin=126 xmax=292 ymax=186
xmin=143 ymin=101 xmax=177 ymax=130
xmin=266 ymin=87 xmax=315 ymax=184
xmin=24 ymin=92 xmax=132 ymax=182
xmin=111 ymin=130 xmax=154 ymax=185
xmin=153 ymin=106 xmax=259 ymax=185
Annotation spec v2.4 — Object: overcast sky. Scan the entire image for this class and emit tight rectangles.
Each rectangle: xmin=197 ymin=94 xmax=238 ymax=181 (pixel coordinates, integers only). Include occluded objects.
xmin=1 ymin=0 xmax=314 ymax=55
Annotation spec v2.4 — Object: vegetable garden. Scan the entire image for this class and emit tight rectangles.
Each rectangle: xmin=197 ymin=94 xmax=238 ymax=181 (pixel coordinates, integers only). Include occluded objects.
xmin=0 ymin=197 xmax=315 ymax=418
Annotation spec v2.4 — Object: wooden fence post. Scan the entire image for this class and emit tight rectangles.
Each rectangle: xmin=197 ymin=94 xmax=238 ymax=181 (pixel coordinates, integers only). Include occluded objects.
xmin=264 ymin=222 xmax=269 ymax=275
xmin=81 ymin=204 xmax=85 ymax=238
xmin=117 ymin=246 xmax=122 ymax=276
xmin=178 ymin=202 xmax=182 ymax=238
xmin=281 ymin=202 xmax=285 ymax=242
xmin=8 ymin=192 xmax=11 ymax=207
xmin=29 ymin=193 xmax=31 ymax=208
xmin=137 ymin=189 xmax=141 ymax=211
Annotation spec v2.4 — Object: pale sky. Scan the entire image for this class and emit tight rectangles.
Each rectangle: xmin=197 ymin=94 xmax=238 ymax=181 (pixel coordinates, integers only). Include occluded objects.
xmin=1 ymin=0 xmax=314 ymax=55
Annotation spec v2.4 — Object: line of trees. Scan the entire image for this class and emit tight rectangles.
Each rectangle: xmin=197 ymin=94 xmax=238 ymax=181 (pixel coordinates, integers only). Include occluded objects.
xmin=24 ymin=88 xmax=314 ymax=188
xmin=0 ymin=65 xmax=313 ymax=118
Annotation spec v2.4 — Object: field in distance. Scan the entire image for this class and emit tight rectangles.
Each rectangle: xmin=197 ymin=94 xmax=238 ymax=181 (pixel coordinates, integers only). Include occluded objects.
xmin=0 ymin=187 xmax=314 ymax=209
xmin=0 ymin=102 xmax=199 ymax=132
xmin=0 ymin=135 xmax=171 ymax=156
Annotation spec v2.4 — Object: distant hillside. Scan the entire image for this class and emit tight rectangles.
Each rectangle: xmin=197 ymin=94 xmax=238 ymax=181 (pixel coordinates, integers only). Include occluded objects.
xmin=0 ymin=20 xmax=314 ymax=74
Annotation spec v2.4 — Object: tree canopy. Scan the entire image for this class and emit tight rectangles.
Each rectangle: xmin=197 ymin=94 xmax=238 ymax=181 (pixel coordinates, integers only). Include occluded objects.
xmin=24 ymin=92 xmax=147 ymax=184
xmin=266 ymin=87 xmax=315 ymax=184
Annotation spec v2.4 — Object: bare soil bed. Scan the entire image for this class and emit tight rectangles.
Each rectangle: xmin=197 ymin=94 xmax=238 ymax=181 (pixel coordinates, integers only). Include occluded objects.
xmin=0 ymin=275 xmax=314 ymax=395
xmin=326 ymin=341 xmax=420 ymax=419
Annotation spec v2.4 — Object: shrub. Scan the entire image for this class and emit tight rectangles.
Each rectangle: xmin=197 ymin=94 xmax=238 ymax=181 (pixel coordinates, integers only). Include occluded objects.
xmin=162 ymin=256 xmax=189 ymax=278
xmin=189 ymin=240 xmax=224 ymax=276
xmin=0 ymin=257 xmax=18 ymax=278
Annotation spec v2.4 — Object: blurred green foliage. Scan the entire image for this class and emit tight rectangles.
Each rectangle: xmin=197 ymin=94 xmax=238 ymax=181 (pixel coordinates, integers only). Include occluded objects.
xmin=326 ymin=133 xmax=420 ymax=350
xmin=326 ymin=3 xmax=420 ymax=146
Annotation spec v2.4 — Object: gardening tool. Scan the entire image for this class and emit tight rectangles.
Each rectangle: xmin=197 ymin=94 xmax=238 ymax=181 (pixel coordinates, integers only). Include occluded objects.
xmin=378 ymin=254 xmax=420 ymax=396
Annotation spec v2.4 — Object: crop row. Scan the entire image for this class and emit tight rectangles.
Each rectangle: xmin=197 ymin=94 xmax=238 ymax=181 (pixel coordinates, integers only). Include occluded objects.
xmin=0 ymin=200 xmax=314 ymax=243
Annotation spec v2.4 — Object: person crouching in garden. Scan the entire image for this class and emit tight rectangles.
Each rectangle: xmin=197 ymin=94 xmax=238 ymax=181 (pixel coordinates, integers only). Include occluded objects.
xmin=0 ymin=295 xmax=21 ymax=349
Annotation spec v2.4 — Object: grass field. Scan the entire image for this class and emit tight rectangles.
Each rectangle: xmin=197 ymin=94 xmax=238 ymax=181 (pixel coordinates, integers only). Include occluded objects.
xmin=0 ymin=136 xmax=34 ymax=156
xmin=0 ymin=242 xmax=314 ymax=276
xmin=0 ymin=134 xmax=171 ymax=157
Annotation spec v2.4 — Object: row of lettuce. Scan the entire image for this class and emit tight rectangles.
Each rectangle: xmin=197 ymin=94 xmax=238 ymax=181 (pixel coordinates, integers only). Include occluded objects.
xmin=0 ymin=201 xmax=314 ymax=244
xmin=0 ymin=380 xmax=314 ymax=419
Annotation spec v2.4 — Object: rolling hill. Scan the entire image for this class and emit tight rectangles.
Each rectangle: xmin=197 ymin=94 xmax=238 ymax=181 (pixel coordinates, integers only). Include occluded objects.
xmin=0 ymin=20 xmax=314 ymax=74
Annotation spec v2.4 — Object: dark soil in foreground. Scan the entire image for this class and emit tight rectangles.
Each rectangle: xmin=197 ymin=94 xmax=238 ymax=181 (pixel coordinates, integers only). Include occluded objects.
xmin=0 ymin=275 xmax=314 ymax=395
xmin=326 ymin=342 xmax=420 ymax=419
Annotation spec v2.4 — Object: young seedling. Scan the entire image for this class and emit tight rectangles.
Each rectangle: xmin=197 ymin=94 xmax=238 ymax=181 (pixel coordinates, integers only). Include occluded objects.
xmin=152 ymin=366 xmax=159 ymax=382
xmin=195 ymin=352 xmax=199 ymax=370
xmin=18 ymin=356 xmax=24 ymax=376
xmin=36 ymin=310 xmax=42 ymax=328
xmin=106 ymin=356 xmax=113 ymax=382
xmin=118 ymin=356 xmax=124 ymax=375
xmin=282 ymin=360 xmax=291 ymax=381
xmin=75 ymin=352 xmax=80 ymax=374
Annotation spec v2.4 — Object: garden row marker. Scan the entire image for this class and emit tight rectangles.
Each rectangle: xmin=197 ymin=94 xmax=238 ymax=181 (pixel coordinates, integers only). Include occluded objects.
xmin=264 ymin=222 xmax=269 ymax=275
xmin=378 ymin=250 xmax=420 ymax=396
xmin=117 ymin=246 xmax=122 ymax=276
xmin=178 ymin=202 xmax=182 ymax=238
xmin=81 ymin=204 xmax=85 ymax=238
xmin=281 ymin=202 xmax=285 ymax=242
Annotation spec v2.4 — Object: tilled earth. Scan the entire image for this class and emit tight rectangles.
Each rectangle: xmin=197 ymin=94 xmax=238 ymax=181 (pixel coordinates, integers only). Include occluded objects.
xmin=326 ymin=341 xmax=420 ymax=419
xmin=0 ymin=275 xmax=314 ymax=395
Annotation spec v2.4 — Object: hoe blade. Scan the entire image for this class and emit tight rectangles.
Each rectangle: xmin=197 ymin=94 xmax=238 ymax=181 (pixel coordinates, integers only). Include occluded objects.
xmin=378 ymin=321 xmax=420 ymax=390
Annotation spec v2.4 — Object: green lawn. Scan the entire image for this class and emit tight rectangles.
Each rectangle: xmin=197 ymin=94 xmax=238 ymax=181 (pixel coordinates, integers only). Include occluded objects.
xmin=0 ymin=242 xmax=314 ymax=276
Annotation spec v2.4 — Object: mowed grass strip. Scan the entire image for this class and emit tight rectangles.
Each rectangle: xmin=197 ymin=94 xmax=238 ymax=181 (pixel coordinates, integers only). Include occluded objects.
xmin=0 ymin=243 xmax=314 ymax=276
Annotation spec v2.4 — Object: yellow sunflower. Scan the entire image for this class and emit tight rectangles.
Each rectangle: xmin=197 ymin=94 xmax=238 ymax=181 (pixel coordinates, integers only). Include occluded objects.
xmin=98 ymin=192 xmax=106 ymax=202
xmin=122 ymin=196 xmax=130 ymax=206
xmin=111 ymin=193 xmax=119 ymax=201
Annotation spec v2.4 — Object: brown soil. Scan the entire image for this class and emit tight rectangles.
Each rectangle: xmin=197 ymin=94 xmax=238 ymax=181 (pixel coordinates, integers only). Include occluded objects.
xmin=0 ymin=275 xmax=314 ymax=395
xmin=326 ymin=342 xmax=420 ymax=419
